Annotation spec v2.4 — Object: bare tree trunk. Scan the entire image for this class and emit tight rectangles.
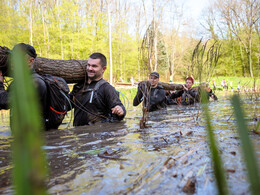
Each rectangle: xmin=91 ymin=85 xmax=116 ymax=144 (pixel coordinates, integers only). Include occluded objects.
xmin=108 ymin=2 xmax=113 ymax=84
xmin=57 ymin=0 xmax=63 ymax=59
xmin=29 ymin=1 xmax=33 ymax=46
xmin=153 ymin=0 xmax=157 ymax=71
xmin=240 ymin=44 xmax=246 ymax=77
xmin=248 ymin=35 xmax=253 ymax=77
xmin=40 ymin=2 xmax=46 ymax=57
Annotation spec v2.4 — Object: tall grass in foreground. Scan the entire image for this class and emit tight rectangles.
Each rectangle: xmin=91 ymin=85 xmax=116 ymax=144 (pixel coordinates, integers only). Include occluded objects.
xmin=231 ymin=95 xmax=260 ymax=194
xmin=10 ymin=50 xmax=47 ymax=194
xmin=202 ymin=91 xmax=260 ymax=195
xmin=201 ymin=91 xmax=229 ymax=195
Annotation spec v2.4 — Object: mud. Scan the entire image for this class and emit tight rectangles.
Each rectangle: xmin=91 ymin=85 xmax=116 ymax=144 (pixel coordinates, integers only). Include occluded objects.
xmin=0 ymin=93 xmax=259 ymax=194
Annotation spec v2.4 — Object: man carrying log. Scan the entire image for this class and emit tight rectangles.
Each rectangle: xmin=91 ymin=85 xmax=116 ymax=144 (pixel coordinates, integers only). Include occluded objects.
xmin=0 ymin=43 xmax=69 ymax=130
xmin=167 ymin=76 xmax=199 ymax=105
xmin=69 ymin=52 xmax=126 ymax=126
xmin=167 ymin=76 xmax=217 ymax=105
xmin=133 ymin=72 xmax=167 ymax=112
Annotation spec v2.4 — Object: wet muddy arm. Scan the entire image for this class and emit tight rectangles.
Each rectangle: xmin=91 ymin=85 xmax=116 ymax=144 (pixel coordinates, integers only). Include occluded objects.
xmin=33 ymin=76 xmax=48 ymax=113
xmin=133 ymin=86 xmax=144 ymax=106
xmin=0 ymin=81 xmax=9 ymax=110
xmin=67 ymin=83 xmax=83 ymax=111
xmin=188 ymin=89 xmax=198 ymax=98
xmin=207 ymin=89 xmax=218 ymax=100
xmin=104 ymin=84 xmax=126 ymax=121
xmin=169 ymin=90 xmax=184 ymax=99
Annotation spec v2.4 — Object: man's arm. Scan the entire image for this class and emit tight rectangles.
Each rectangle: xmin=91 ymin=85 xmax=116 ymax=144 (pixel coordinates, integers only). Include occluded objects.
xmin=33 ymin=74 xmax=48 ymax=113
xmin=67 ymin=83 xmax=83 ymax=111
xmin=103 ymin=84 xmax=126 ymax=120
xmin=133 ymin=84 xmax=144 ymax=106
xmin=0 ymin=70 xmax=9 ymax=110
xmin=169 ymin=89 xmax=184 ymax=99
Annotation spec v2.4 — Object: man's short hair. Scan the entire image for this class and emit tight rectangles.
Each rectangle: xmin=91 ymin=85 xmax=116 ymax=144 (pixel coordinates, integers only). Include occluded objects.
xmin=12 ymin=43 xmax=37 ymax=59
xmin=89 ymin=53 xmax=107 ymax=67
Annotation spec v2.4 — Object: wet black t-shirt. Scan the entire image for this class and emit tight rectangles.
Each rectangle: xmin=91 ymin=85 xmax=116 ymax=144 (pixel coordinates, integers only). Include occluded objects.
xmin=0 ymin=72 xmax=50 ymax=128
xmin=70 ymin=79 xmax=126 ymax=126
xmin=133 ymin=84 xmax=166 ymax=112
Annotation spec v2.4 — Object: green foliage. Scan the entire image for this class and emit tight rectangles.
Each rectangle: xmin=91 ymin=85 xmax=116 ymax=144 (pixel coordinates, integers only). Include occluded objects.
xmin=256 ymin=119 xmax=260 ymax=133
xmin=0 ymin=0 xmax=259 ymax=82
xmin=117 ymin=87 xmax=137 ymax=109
xmin=231 ymin=95 xmax=260 ymax=195
xmin=201 ymin=90 xmax=229 ymax=195
xmin=10 ymin=49 xmax=47 ymax=194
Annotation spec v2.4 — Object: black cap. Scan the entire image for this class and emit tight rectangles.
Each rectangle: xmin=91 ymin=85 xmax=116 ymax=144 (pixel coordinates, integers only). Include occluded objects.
xmin=12 ymin=43 xmax=37 ymax=58
xmin=150 ymin=72 xmax=159 ymax=78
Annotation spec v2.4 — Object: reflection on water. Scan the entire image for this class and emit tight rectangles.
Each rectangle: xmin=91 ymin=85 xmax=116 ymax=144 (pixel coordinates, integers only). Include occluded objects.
xmin=0 ymin=93 xmax=259 ymax=194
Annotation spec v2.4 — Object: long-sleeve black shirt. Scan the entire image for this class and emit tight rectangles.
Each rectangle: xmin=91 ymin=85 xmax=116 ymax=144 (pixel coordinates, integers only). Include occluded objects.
xmin=0 ymin=81 xmax=8 ymax=109
xmin=0 ymin=72 xmax=56 ymax=129
xmin=70 ymin=79 xmax=126 ymax=126
xmin=0 ymin=73 xmax=47 ymax=111
xmin=133 ymin=84 xmax=166 ymax=112
xmin=167 ymin=88 xmax=199 ymax=105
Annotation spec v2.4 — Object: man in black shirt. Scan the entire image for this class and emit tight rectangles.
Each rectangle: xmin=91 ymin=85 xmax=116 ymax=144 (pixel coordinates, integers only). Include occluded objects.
xmin=167 ymin=76 xmax=199 ymax=105
xmin=133 ymin=72 xmax=166 ymax=112
xmin=0 ymin=43 xmax=61 ymax=130
xmin=70 ymin=52 xmax=126 ymax=126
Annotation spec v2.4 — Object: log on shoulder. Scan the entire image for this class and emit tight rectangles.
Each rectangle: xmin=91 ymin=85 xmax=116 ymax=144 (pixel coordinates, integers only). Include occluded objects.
xmin=34 ymin=57 xmax=88 ymax=83
xmin=158 ymin=81 xmax=184 ymax=90
xmin=138 ymin=80 xmax=184 ymax=91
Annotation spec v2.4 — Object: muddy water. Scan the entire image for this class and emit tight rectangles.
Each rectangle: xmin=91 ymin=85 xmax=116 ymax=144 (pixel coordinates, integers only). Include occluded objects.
xmin=0 ymin=93 xmax=259 ymax=194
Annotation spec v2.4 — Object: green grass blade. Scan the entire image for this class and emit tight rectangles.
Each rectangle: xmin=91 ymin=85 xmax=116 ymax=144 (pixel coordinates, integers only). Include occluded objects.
xmin=231 ymin=95 xmax=260 ymax=195
xmin=10 ymin=50 xmax=48 ymax=194
xmin=255 ymin=119 xmax=260 ymax=133
xmin=201 ymin=90 xmax=229 ymax=195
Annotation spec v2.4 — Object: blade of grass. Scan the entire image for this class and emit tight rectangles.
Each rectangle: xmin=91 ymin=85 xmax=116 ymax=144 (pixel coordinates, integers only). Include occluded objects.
xmin=201 ymin=90 xmax=229 ymax=195
xmin=10 ymin=49 xmax=47 ymax=194
xmin=231 ymin=95 xmax=260 ymax=195
xmin=255 ymin=119 xmax=260 ymax=133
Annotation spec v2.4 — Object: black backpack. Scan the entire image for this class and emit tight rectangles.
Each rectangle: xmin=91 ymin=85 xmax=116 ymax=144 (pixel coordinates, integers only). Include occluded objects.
xmin=41 ymin=74 xmax=70 ymax=129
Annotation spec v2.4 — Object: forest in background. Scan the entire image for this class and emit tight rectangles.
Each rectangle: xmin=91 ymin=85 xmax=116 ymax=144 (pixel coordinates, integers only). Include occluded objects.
xmin=0 ymin=0 xmax=259 ymax=83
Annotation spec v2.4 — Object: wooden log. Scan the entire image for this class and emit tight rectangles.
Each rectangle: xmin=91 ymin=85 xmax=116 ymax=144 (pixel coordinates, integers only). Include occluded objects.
xmin=1 ymin=46 xmax=88 ymax=83
xmin=34 ymin=57 xmax=88 ymax=83
xmin=158 ymin=81 xmax=184 ymax=90
xmin=137 ymin=80 xmax=184 ymax=91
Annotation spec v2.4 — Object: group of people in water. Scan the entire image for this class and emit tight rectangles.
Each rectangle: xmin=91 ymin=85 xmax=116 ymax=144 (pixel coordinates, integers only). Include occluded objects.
xmin=134 ymin=72 xmax=217 ymax=112
xmin=0 ymin=43 xmax=217 ymax=130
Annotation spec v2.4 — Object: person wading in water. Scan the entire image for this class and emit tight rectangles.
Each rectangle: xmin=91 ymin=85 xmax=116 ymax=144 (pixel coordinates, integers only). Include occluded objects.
xmin=0 ymin=43 xmax=69 ymax=130
xmin=69 ymin=52 xmax=126 ymax=126
xmin=133 ymin=72 xmax=166 ymax=112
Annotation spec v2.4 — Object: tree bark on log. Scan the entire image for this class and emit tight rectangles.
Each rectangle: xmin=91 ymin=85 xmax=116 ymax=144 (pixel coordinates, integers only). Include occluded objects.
xmin=34 ymin=57 xmax=88 ymax=83
xmin=34 ymin=57 xmax=185 ymax=89
xmin=158 ymin=81 xmax=184 ymax=90
xmin=138 ymin=80 xmax=184 ymax=91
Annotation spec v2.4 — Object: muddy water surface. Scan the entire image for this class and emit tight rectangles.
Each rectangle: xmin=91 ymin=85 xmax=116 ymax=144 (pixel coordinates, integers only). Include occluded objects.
xmin=0 ymin=93 xmax=259 ymax=194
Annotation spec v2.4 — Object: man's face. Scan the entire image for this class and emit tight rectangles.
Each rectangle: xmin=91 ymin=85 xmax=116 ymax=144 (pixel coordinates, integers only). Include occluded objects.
xmin=186 ymin=79 xmax=193 ymax=89
xmin=149 ymin=75 xmax=159 ymax=88
xmin=27 ymin=56 xmax=35 ymax=69
xmin=87 ymin=58 xmax=106 ymax=81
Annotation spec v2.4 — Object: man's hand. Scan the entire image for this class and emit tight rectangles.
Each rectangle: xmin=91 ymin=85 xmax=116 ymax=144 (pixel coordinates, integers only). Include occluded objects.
xmin=182 ymin=84 xmax=188 ymax=91
xmin=111 ymin=105 xmax=124 ymax=117
xmin=0 ymin=70 xmax=4 ymax=83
